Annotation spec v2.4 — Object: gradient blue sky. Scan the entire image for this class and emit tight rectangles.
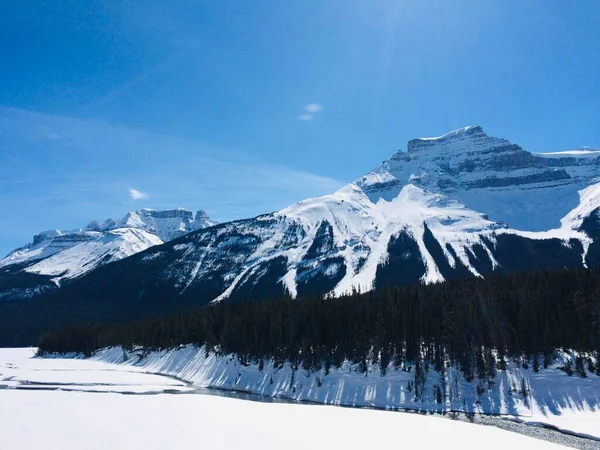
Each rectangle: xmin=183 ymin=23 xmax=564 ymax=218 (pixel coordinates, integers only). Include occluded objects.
xmin=1 ymin=1 xmax=599 ymax=256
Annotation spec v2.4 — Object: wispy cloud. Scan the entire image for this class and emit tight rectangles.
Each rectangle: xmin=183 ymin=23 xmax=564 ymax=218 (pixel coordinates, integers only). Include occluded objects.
xmin=305 ymin=103 xmax=322 ymax=113
xmin=298 ymin=103 xmax=323 ymax=121
xmin=129 ymin=188 xmax=148 ymax=200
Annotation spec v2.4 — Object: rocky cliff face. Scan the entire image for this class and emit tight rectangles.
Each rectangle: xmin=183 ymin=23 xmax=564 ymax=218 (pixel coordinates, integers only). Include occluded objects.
xmin=114 ymin=208 xmax=217 ymax=242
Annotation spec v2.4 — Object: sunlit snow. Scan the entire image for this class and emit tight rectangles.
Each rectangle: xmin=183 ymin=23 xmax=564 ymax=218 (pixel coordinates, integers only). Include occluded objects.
xmin=0 ymin=348 xmax=579 ymax=450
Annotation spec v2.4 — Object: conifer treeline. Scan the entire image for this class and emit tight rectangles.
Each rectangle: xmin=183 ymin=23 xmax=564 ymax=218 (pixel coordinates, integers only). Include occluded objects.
xmin=38 ymin=268 xmax=600 ymax=378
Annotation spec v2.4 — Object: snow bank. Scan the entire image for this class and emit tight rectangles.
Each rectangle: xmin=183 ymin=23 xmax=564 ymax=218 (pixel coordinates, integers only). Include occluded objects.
xmin=83 ymin=345 xmax=600 ymax=439
xmin=1 ymin=347 xmax=592 ymax=448
xmin=2 ymin=388 xmax=570 ymax=450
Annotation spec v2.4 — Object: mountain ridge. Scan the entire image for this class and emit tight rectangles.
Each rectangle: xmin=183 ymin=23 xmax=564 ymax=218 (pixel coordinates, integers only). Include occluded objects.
xmin=1 ymin=125 xmax=600 ymax=345
xmin=0 ymin=208 xmax=217 ymax=289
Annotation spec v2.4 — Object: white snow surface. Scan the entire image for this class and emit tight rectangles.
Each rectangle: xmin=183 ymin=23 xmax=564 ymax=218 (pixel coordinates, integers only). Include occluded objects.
xmin=23 ymin=228 xmax=163 ymax=282
xmin=2 ymin=392 xmax=571 ymax=450
xmin=46 ymin=345 xmax=598 ymax=442
xmin=0 ymin=347 xmax=190 ymax=392
xmin=562 ymin=183 xmax=600 ymax=230
xmin=537 ymin=147 xmax=600 ymax=157
xmin=278 ymin=183 xmax=502 ymax=292
xmin=0 ymin=348 xmax=577 ymax=449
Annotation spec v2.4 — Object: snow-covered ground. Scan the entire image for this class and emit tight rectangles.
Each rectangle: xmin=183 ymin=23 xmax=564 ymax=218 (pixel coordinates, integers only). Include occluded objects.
xmin=87 ymin=345 xmax=600 ymax=442
xmin=156 ymin=347 xmax=599 ymax=440
xmin=3 ymin=347 xmax=599 ymax=448
xmin=0 ymin=347 xmax=193 ymax=394
xmin=0 ymin=348 xmax=582 ymax=450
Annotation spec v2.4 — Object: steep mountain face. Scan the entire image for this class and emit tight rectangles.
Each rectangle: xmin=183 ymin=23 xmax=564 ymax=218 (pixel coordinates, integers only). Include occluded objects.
xmin=1 ymin=126 xmax=600 ymax=345
xmin=110 ymin=208 xmax=217 ymax=242
xmin=0 ymin=209 xmax=216 ymax=299
xmin=358 ymin=126 xmax=600 ymax=231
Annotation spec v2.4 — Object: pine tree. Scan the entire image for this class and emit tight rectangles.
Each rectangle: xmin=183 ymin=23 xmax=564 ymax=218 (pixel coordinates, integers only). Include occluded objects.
xmin=563 ymin=360 xmax=574 ymax=376
xmin=575 ymin=356 xmax=587 ymax=378
xmin=520 ymin=378 xmax=529 ymax=399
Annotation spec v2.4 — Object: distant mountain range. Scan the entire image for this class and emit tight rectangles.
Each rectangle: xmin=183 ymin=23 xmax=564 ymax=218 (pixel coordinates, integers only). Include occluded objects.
xmin=0 ymin=208 xmax=216 ymax=300
xmin=2 ymin=125 xmax=600 ymax=345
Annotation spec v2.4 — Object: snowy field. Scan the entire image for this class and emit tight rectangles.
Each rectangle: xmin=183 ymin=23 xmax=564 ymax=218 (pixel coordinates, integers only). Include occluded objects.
xmin=1 ymin=349 xmax=598 ymax=449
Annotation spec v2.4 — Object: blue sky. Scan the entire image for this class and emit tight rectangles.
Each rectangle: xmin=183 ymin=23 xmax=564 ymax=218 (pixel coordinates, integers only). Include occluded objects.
xmin=1 ymin=1 xmax=599 ymax=256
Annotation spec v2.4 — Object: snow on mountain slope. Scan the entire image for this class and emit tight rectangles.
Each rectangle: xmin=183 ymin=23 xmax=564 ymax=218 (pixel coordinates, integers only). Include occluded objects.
xmin=206 ymin=182 xmax=591 ymax=301
xmin=358 ymin=126 xmax=600 ymax=231
xmin=537 ymin=146 xmax=600 ymax=157
xmin=0 ymin=230 xmax=96 ymax=269
xmin=114 ymin=208 xmax=217 ymax=242
xmin=276 ymin=183 xmax=502 ymax=294
xmin=24 ymin=228 xmax=163 ymax=282
xmin=0 ymin=208 xmax=217 ymax=283
xmin=561 ymin=182 xmax=600 ymax=230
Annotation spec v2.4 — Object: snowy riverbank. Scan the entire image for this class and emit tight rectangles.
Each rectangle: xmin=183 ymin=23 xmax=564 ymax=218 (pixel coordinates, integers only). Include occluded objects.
xmin=1 ymin=348 xmax=592 ymax=450
xmin=60 ymin=344 xmax=600 ymax=441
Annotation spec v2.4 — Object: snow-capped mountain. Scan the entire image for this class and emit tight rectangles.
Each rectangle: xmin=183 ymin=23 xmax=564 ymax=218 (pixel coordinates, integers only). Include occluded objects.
xmin=103 ymin=125 xmax=596 ymax=302
xmin=107 ymin=208 xmax=217 ymax=242
xmin=0 ymin=208 xmax=216 ymax=287
xmin=358 ymin=126 xmax=600 ymax=231
xmin=1 ymin=126 xmax=600 ymax=345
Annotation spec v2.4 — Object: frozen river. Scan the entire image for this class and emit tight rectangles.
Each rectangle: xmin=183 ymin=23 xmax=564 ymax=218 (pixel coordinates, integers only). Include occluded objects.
xmin=1 ymin=348 xmax=597 ymax=450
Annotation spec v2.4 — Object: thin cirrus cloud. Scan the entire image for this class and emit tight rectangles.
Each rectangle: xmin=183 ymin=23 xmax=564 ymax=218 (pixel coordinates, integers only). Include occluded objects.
xmin=129 ymin=188 xmax=148 ymax=200
xmin=298 ymin=103 xmax=322 ymax=121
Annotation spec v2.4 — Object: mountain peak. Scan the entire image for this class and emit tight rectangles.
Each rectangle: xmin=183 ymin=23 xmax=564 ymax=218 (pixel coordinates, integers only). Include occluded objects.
xmin=0 ymin=207 xmax=217 ymax=270
xmin=407 ymin=125 xmax=488 ymax=153
xmin=195 ymin=209 xmax=210 ymax=220
xmin=357 ymin=125 xmax=600 ymax=232
xmin=138 ymin=208 xmax=194 ymax=220
xmin=194 ymin=209 xmax=218 ymax=229
xmin=115 ymin=208 xmax=216 ymax=240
